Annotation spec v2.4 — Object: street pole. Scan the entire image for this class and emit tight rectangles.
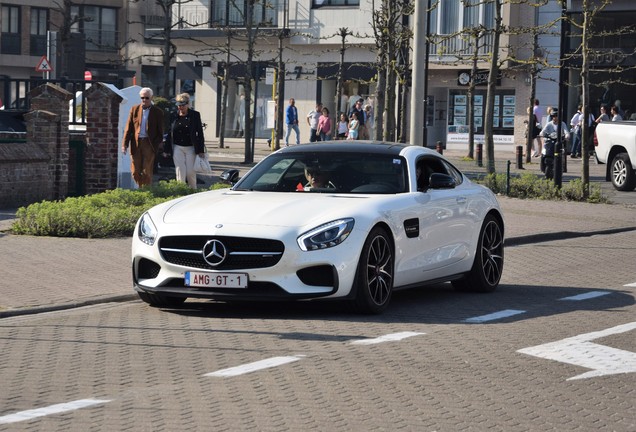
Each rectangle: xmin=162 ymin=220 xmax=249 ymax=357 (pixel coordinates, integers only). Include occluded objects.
xmin=554 ymin=1 xmax=569 ymax=188
xmin=408 ymin=0 xmax=428 ymax=146
xmin=422 ymin=0 xmax=431 ymax=148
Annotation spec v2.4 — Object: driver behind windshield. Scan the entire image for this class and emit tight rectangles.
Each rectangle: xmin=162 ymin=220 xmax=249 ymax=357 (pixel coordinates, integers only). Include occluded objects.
xmin=303 ymin=165 xmax=334 ymax=190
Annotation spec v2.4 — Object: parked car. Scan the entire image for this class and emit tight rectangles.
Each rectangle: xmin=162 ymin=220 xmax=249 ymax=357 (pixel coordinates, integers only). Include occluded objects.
xmin=594 ymin=121 xmax=636 ymax=191
xmin=0 ymin=110 xmax=26 ymax=132
xmin=132 ymin=141 xmax=505 ymax=313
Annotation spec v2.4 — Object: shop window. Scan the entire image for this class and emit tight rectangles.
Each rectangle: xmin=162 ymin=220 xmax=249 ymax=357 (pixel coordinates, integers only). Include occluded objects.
xmin=447 ymin=89 xmax=515 ymax=145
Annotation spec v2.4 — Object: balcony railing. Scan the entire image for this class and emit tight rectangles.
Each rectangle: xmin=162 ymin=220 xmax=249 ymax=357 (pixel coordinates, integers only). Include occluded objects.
xmin=1 ymin=33 xmax=21 ymax=55
xmin=430 ymin=33 xmax=494 ymax=60
xmin=173 ymin=0 xmax=282 ymax=29
xmin=30 ymin=35 xmax=47 ymax=56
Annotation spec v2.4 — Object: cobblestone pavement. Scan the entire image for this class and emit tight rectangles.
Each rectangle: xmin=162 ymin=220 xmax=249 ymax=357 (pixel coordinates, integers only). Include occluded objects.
xmin=1 ymin=140 xmax=635 ymax=317
xmin=0 ymin=141 xmax=634 ymax=430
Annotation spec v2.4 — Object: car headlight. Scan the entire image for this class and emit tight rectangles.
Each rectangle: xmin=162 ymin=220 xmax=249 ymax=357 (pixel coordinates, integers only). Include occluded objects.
xmin=297 ymin=218 xmax=354 ymax=251
xmin=138 ymin=212 xmax=158 ymax=246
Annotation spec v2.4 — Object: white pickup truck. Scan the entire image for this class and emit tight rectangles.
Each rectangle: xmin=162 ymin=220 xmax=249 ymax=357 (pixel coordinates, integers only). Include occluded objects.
xmin=594 ymin=121 xmax=636 ymax=191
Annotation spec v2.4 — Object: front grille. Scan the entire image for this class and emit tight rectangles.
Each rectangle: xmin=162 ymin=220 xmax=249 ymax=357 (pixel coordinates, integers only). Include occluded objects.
xmin=159 ymin=236 xmax=285 ymax=270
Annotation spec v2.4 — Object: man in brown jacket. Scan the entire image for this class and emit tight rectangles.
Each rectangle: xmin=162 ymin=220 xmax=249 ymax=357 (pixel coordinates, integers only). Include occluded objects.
xmin=121 ymin=87 xmax=164 ymax=187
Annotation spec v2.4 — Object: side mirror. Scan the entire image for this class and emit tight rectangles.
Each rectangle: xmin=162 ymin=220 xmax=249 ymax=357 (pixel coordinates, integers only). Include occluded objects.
xmin=429 ymin=173 xmax=456 ymax=189
xmin=220 ymin=169 xmax=239 ymax=185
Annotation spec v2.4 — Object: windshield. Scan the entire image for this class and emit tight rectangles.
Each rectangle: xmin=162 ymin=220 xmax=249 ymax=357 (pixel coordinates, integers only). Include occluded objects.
xmin=234 ymin=151 xmax=408 ymax=194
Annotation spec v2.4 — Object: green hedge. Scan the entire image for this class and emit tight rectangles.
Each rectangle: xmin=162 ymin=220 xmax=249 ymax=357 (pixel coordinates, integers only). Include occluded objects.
xmin=11 ymin=181 xmax=227 ymax=238
xmin=476 ymin=172 xmax=607 ymax=203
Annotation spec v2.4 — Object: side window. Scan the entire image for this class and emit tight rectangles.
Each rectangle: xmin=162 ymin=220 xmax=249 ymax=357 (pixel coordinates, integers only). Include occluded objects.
xmin=417 ymin=156 xmax=458 ymax=191
xmin=441 ymin=160 xmax=464 ymax=186
xmin=415 ymin=158 xmax=435 ymax=191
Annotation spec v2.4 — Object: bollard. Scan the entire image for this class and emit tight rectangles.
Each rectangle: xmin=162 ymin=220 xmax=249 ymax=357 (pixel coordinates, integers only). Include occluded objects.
xmin=516 ymin=145 xmax=523 ymax=169
xmin=476 ymin=143 xmax=483 ymax=167
xmin=506 ymin=160 xmax=511 ymax=196
xmin=436 ymin=141 xmax=443 ymax=155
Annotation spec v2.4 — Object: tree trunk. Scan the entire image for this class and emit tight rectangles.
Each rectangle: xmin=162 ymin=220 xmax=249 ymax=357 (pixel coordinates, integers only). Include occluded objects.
xmin=219 ymin=31 xmax=232 ymax=149
xmin=580 ymin=1 xmax=590 ymax=196
xmin=484 ymin=0 xmax=502 ymax=174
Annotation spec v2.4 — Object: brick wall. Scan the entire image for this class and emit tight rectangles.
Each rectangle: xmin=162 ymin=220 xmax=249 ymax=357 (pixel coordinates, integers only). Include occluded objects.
xmin=84 ymin=83 xmax=123 ymax=194
xmin=0 ymin=133 xmax=49 ymax=208
xmin=0 ymin=82 xmax=122 ymax=209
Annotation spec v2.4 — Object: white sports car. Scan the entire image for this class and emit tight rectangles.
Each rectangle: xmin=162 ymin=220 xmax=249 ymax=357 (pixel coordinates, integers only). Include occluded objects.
xmin=132 ymin=141 xmax=504 ymax=313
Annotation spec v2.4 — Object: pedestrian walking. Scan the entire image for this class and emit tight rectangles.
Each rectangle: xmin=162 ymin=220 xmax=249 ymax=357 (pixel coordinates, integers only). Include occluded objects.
xmin=285 ymin=98 xmax=300 ymax=146
xmin=307 ymin=103 xmax=323 ymax=142
xmin=318 ymin=107 xmax=332 ymax=142
xmin=121 ymin=87 xmax=164 ymax=187
xmin=168 ymin=93 xmax=206 ymax=188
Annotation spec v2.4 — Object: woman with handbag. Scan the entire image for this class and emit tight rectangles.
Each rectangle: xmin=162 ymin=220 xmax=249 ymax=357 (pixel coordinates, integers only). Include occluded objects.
xmin=169 ymin=93 xmax=207 ymax=188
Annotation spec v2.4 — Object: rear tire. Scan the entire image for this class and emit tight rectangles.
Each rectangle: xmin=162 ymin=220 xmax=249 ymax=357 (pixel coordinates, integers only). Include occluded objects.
xmin=138 ymin=291 xmax=187 ymax=308
xmin=352 ymin=227 xmax=394 ymax=314
xmin=610 ymin=153 xmax=636 ymax=191
xmin=453 ymin=214 xmax=504 ymax=293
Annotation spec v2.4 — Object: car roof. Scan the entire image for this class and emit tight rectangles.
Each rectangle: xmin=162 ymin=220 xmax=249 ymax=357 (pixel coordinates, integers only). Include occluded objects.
xmin=278 ymin=140 xmax=445 ymax=158
xmin=279 ymin=140 xmax=409 ymax=156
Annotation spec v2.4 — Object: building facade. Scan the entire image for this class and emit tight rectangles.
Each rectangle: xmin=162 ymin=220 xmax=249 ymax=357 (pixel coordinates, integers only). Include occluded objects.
xmin=168 ymin=0 xmax=549 ymax=148
xmin=0 ymin=0 xmax=172 ymax=107
xmin=1 ymin=0 xmax=634 ymax=148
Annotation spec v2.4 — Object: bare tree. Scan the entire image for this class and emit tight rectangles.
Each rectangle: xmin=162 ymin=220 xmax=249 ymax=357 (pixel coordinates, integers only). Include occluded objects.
xmin=371 ymin=0 xmax=413 ymax=141
xmin=335 ymin=27 xmax=354 ymax=129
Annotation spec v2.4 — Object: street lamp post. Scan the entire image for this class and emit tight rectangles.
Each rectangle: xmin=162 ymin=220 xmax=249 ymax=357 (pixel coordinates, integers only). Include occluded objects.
xmin=554 ymin=1 xmax=569 ymax=188
xmin=408 ymin=0 xmax=431 ymax=147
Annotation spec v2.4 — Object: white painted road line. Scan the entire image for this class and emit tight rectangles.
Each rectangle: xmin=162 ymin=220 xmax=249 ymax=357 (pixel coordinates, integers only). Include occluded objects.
xmin=518 ymin=321 xmax=636 ymax=380
xmin=0 ymin=399 xmax=111 ymax=425
xmin=350 ymin=331 xmax=425 ymax=345
xmin=625 ymin=282 xmax=636 ymax=287
xmin=205 ymin=355 xmax=306 ymax=377
xmin=559 ymin=291 xmax=611 ymax=301
xmin=463 ymin=309 xmax=526 ymax=323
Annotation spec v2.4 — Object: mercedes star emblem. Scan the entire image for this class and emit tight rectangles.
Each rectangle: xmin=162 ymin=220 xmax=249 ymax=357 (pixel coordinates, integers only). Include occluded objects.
xmin=202 ymin=239 xmax=227 ymax=266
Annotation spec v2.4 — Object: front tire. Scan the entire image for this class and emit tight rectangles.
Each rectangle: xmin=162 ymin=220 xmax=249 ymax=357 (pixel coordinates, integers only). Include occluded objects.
xmin=453 ymin=214 xmax=504 ymax=293
xmin=138 ymin=291 xmax=187 ymax=308
xmin=610 ymin=153 xmax=636 ymax=191
xmin=352 ymin=227 xmax=394 ymax=314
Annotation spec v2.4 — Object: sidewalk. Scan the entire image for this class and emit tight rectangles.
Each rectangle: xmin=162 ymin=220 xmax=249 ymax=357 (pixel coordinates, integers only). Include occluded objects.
xmin=1 ymin=140 xmax=635 ymax=318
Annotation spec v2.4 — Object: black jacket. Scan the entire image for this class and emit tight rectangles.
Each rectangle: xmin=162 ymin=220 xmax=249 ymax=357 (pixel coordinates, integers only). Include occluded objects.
xmin=168 ymin=109 xmax=205 ymax=154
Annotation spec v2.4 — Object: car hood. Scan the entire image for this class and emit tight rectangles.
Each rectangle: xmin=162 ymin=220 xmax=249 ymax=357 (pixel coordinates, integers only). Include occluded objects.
xmin=162 ymin=190 xmax=372 ymax=228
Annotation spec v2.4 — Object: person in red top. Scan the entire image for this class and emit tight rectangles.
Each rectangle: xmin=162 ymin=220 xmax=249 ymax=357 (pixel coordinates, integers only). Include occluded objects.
xmin=318 ymin=107 xmax=332 ymax=141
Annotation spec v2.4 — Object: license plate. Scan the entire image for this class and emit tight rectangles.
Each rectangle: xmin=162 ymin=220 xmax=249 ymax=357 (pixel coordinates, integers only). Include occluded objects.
xmin=185 ymin=271 xmax=248 ymax=288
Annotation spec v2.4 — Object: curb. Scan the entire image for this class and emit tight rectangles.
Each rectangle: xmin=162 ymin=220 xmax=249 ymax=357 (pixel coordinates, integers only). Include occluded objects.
xmin=0 ymin=294 xmax=138 ymax=319
xmin=506 ymin=226 xmax=636 ymax=247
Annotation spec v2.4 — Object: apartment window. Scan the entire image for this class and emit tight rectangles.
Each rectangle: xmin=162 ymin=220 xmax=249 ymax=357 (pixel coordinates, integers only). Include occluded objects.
xmin=432 ymin=0 xmax=495 ymax=35
xmin=430 ymin=0 xmax=495 ymax=56
xmin=1 ymin=5 xmax=21 ymax=55
xmin=71 ymin=5 xmax=118 ymax=51
xmin=312 ymin=0 xmax=360 ymax=7
xmin=210 ymin=0 xmax=279 ymax=27
xmin=30 ymin=8 xmax=48 ymax=56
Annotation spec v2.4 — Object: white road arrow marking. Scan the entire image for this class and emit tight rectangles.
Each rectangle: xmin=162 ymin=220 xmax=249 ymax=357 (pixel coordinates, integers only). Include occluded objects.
xmin=463 ymin=309 xmax=526 ymax=323
xmin=559 ymin=291 xmax=610 ymax=301
xmin=205 ymin=355 xmax=305 ymax=377
xmin=518 ymin=322 xmax=636 ymax=380
xmin=0 ymin=399 xmax=110 ymax=424
xmin=350 ymin=331 xmax=425 ymax=345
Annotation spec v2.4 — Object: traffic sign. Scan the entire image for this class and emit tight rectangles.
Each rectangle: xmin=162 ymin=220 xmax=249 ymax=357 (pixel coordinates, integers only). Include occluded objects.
xmin=84 ymin=70 xmax=92 ymax=81
xmin=35 ymin=56 xmax=53 ymax=72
